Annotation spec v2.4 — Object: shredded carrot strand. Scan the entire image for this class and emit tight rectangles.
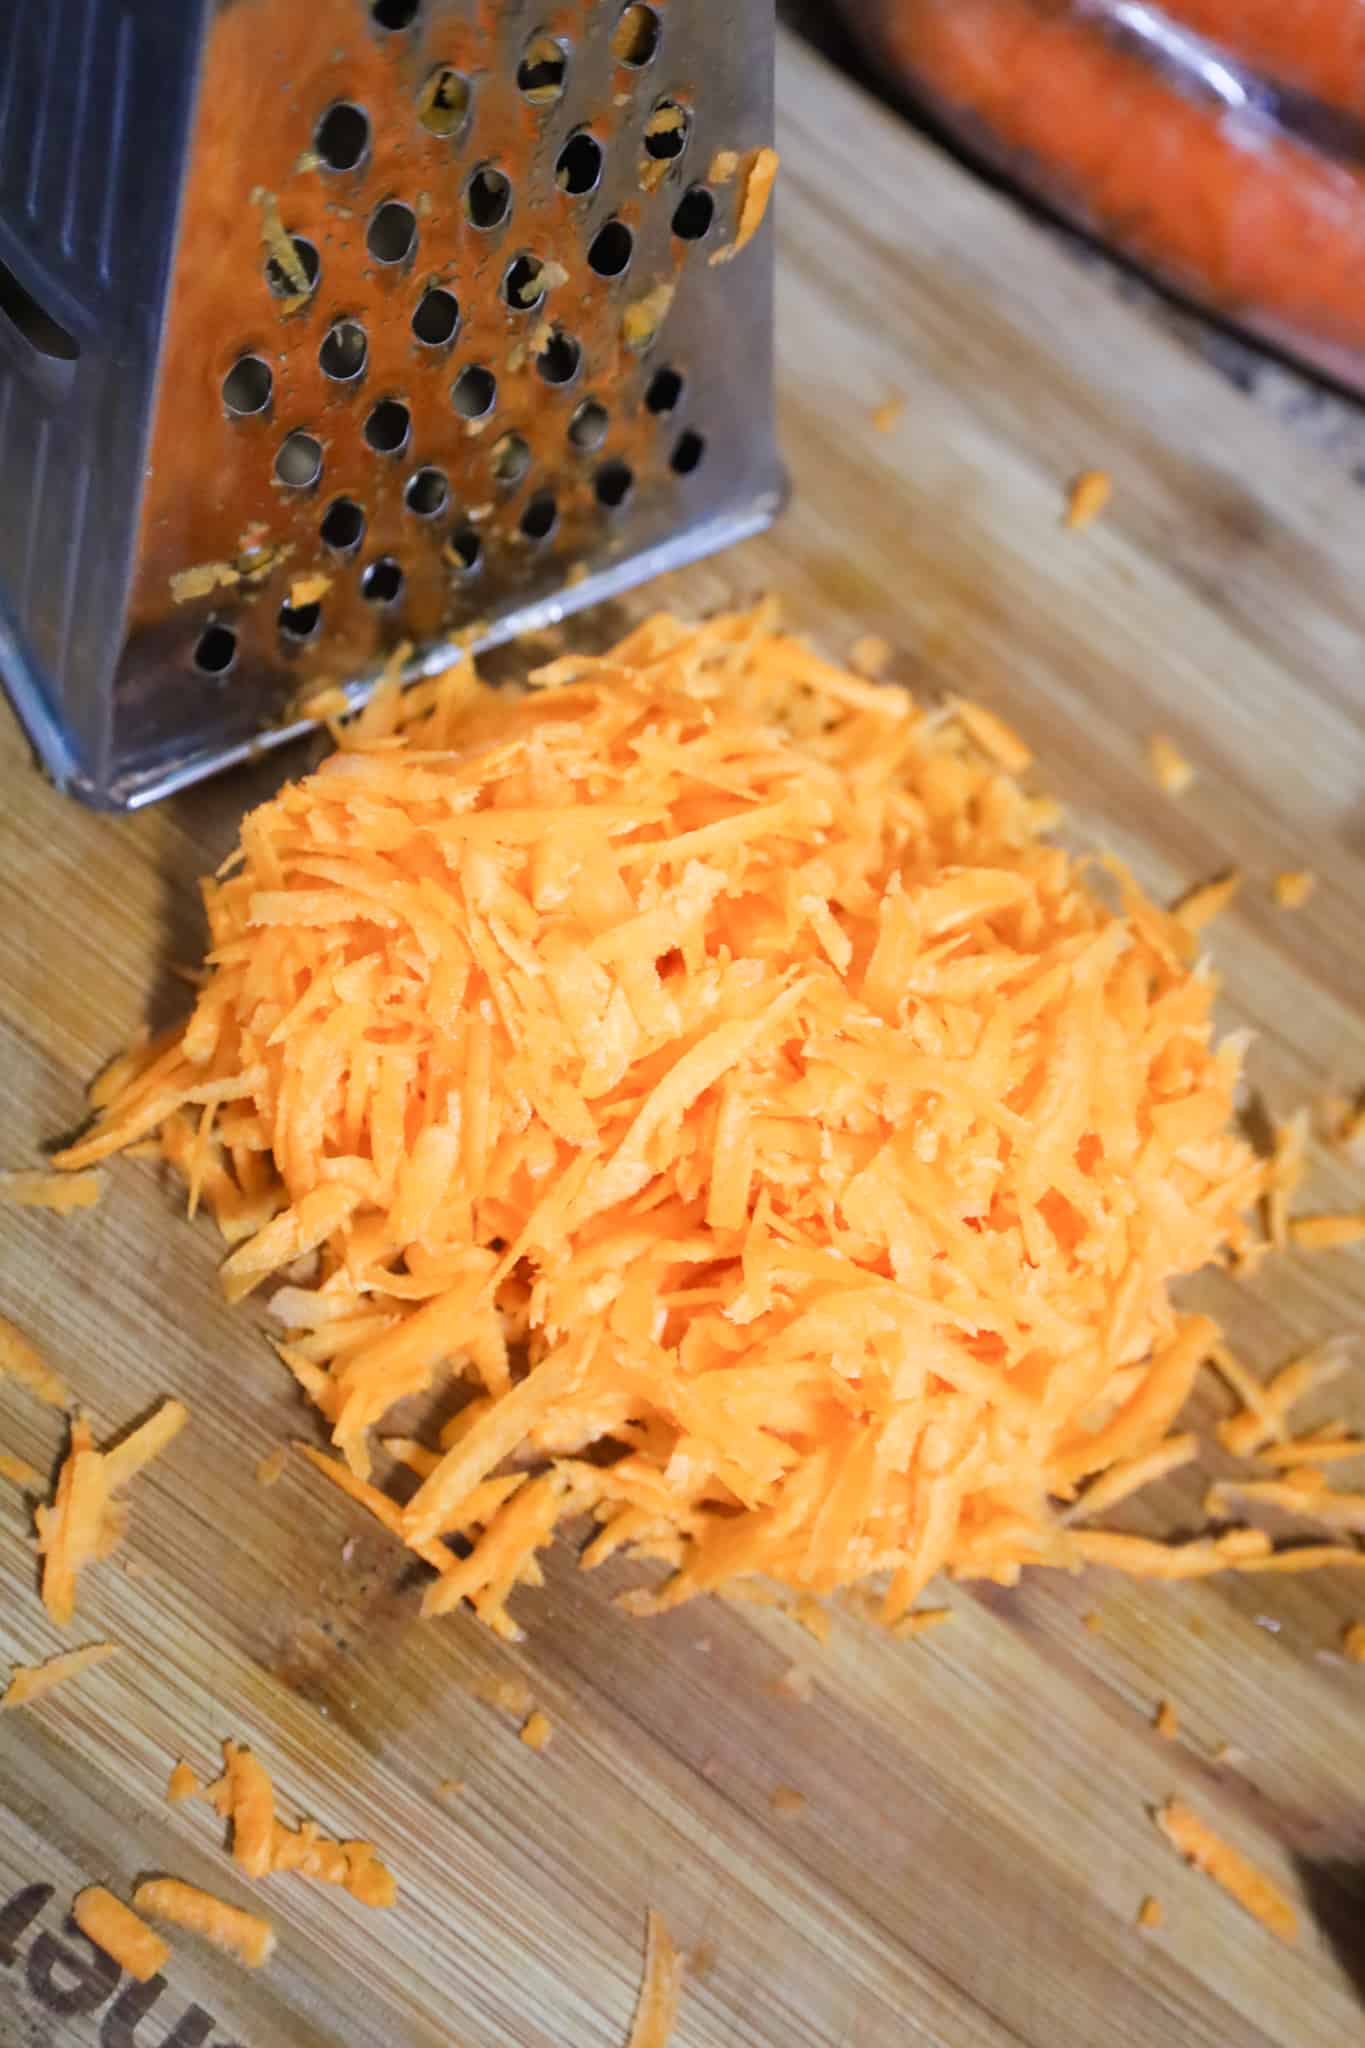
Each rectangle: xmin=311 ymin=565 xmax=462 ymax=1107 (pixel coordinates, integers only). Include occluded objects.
xmin=72 ymin=1888 xmax=169 ymax=1982
xmin=1156 ymin=1799 xmax=1297 ymax=1942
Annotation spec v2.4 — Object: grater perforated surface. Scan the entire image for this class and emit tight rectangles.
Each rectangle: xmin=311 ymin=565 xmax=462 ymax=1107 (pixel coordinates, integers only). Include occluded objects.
xmin=0 ymin=0 xmax=781 ymax=808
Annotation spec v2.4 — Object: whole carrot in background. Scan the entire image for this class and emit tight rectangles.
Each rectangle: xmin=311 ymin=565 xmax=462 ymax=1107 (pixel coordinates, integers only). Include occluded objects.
xmin=855 ymin=0 xmax=1365 ymax=376
xmin=1158 ymin=0 xmax=1365 ymax=116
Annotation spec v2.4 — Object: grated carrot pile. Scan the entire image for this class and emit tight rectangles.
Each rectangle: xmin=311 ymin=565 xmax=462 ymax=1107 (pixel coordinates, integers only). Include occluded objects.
xmin=1 ymin=1641 xmax=116 ymax=1711
xmin=34 ymin=1400 xmax=187 ymax=1623
xmin=50 ymin=608 xmax=1311 ymax=1633
xmin=132 ymin=1877 xmax=275 ymax=1968
xmin=1155 ymin=1799 xmax=1297 ymax=1942
xmin=627 ymin=1910 xmax=684 ymax=2048
xmin=72 ymin=1887 xmax=170 ymax=1982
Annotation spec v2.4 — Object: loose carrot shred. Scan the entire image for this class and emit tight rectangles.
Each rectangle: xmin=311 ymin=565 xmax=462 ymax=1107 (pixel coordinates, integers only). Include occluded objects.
xmin=72 ymin=1888 xmax=170 ymax=1982
xmin=1155 ymin=1799 xmax=1297 ymax=1942
xmin=1 ymin=1641 xmax=117 ymax=1710
xmin=0 ymin=1314 xmax=69 ymax=1407
xmin=35 ymin=1399 xmax=188 ymax=1620
xmin=255 ymin=1446 xmax=288 ymax=1488
xmin=892 ymin=1607 xmax=954 ymax=1639
xmin=1272 ymin=869 xmax=1315 ymax=910
xmin=0 ymin=1170 xmax=102 ymax=1213
xmin=1137 ymin=1895 xmax=1163 ymax=1930
xmin=48 ymin=608 xmax=1282 ymax=1627
xmin=132 ymin=1878 xmax=275 ymax=1968
xmin=1172 ymin=870 xmax=1242 ymax=935
xmin=167 ymin=1761 xmax=200 ymax=1803
xmin=1154 ymin=1699 xmax=1179 ymax=1741
xmin=709 ymin=145 xmax=779 ymax=265
xmin=225 ymin=1742 xmax=276 ymax=1879
xmin=1343 ymin=1623 xmax=1365 ymax=1663
xmin=519 ymin=1708 xmax=552 ymax=1751
xmin=870 ymin=393 xmax=906 ymax=434
xmin=1146 ymin=735 xmax=1194 ymax=796
xmin=770 ymin=1784 xmax=805 ymax=1814
xmin=627 ymin=1910 xmax=684 ymax=2048
xmin=1290 ymin=1213 xmax=1365 ymax=1251
xmin=0 ymin=1450 xmax=42 ymax=1487
xmin=102 ymin=1400 xmax=188 ymax=1493
xmin=1064 ymin=468 xmax=1112 ymax=530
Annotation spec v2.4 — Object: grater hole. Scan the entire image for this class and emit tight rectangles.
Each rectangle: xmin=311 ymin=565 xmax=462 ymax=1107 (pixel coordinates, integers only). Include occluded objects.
xmin=223 ymin=355 xmax=273 ymax=417
xmin=320 ymin=497 xmax=366 ymax=553
xmin=368 ymin=203 xmax=418 ymax=266
xmin=670 ymin=428 xmax=706 ymax=475
xmin=612 ymin=5 xmax=661 ymax=66
xmin=315 ymin=102 xmax=370 ymax=172
xmin=587 ymin=220 xmax=633 ymax=279
xmin=275 ymin=431 xmax=324 ymax=489
xmin=672 ymin=186 xmax=714 ymax=241
xmin=266 ymin=237 xmax=319 ymax=300
xmin=193 ymin=623 xmax=237 ymax=676
xmin=362 ymin=557 xmax=405 ymax=605
xmin=365 ymin=399 xmax=411 ymax=455
xmin=372 ymin=0 xmax=421 ymax=28
xmin=568 ymin=398 xmax=609 ymax=451
xmin=519 ymin=492 xmax=558 ymax=543
xmin=445 ymin=526 xmax=482 ymax=574
xmin=452 ymin=364 xmax=497 ymax=419
xmin=503 ymin=255 xmax=548 ymax=312
xmin=645 ymin=365 xmax=683 ymax=414
xmin=535 ymin=329 xmax=581 ymax=386
xmin=405 ymin=466 xmax=449 ymax=517
xmin=319 ymin=320 xmax=368 ymax=382
xmin=491 ymin=433 xmax=531 ymax=488
xmin=412 ymin=288 xmax=460 ymax=346
xmin=279 ymin=599 xmax=322 ymax=642
xmin=595 ymin=459 xmax=634 ymax=510
xmin=644 ymin=100 xmax=689 ymax=161
xmin=418 ymin=66 xmax=471 ymax=139
xmin=517 ymin=34 xmax=568 ymax=104
xmin=466 ymin=165 xmax=512 ymax=230
xmin=556 ymin=132 xmax=603 ymax=198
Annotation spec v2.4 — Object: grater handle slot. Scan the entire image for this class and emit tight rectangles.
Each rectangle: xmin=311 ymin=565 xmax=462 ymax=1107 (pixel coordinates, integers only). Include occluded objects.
xmin=0 ymin=252 xmax=79 ymax=395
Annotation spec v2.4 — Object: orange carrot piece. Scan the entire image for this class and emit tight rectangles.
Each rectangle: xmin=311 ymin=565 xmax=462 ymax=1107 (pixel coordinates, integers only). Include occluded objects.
xmin=627 ymin=1910 xmax=684 ymax=2048
xmin=1 ymin=1642 xmax=117 ymax=1710
xmin=1156 ymin=1799 xmax=1297 ymax=1942
xmin=132 ymin=1879 xmax=275 ymax=1968
xmin=72 ymin=1888 xmax=169 ymax=1982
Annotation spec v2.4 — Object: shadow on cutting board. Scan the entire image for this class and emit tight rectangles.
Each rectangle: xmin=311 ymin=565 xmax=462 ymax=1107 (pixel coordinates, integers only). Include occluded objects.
xmin=1296 ymin=1855 xmax=1365 ymax=2006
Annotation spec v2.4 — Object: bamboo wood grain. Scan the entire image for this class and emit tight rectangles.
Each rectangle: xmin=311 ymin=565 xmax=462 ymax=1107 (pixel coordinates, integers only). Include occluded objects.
xmin=3 ymin=31 xmax=1365 ymax=2048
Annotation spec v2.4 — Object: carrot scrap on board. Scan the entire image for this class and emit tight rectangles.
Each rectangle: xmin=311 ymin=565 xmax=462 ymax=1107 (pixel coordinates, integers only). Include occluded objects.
xmin=1213 ymin=1336 xmax=1352 ymax=1459
xmin=1209 ymin=1476 xmax=1365 ymax=1535
xmin=1 ymin=1641 xmax=116 ymax=1710
xmin=519 ymin=1708 xmax=552 ymax=1751
xmin=35 ymin=1399 xmax=187 ymax=1620
xmin=1064 ymin=468 xmax=1112 ymax=530
xmin=1146 ymin=735 xmax=1194 ymax=796
xmin=0 ymin=1450 xmax=42 ymax=1487
xmin=72 ymin=1888 xmax=170 ymax=1982
xmin=1154 ymin=1700 xmax=1179 ymax=1741
xmin=0 ymin=1171 xmax=101 ymax=1213
xmin=1257 ymin=1433 xmax=1364 ymax=1468
xmin=225 ymin=1742 xmax=276 ymax=1879
xmin=892 ymin=1607 xmax=954 ymax=1640
xmin=132 ymin=1878 xmax=275 ymax=1968
xmin=870 ymin=393 xmax=906 ymax=434
xmin=1290 ymin=1213 xmax=1365 ymax=1251
xmin=770 ymin=1784 xmax=805 ymax=1814
xmin=849 ymin=635 xmax=892 ymax=679
xmin=1155 ymin=1799 xmax=1297 ymax=1942
xmin=0 ymin=1314 xmax=69 ymax=1407
xmin=1343 ymin=1623 xmax=1365 ymax=1662
xmin=1272 ymin=869 xmax=1316 ymax=909
xmin=1172 ymin=870 xmax=1242 ymax=935
xmin=51 ymin=607 xmax=1293 ymax=1630
xmin=167 ymin=1761 xmax=200 ymax=1803
xmin=255 ymin=1446 xmax=287 ymax=1487
xmin=627 ymin=1910 xmax=684 ymax=2048
xmin=1137 ymin=1895 xmax=1163 ymax=1930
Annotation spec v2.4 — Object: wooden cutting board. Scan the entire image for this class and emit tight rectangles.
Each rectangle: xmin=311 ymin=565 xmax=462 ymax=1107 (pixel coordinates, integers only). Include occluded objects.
xmin=4 ymin=30 xmax=1365 ymax=2048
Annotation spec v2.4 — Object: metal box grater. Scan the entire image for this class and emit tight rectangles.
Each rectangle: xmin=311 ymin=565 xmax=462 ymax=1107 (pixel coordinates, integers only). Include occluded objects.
xmin=0 ymin=0 xmax=782 ymax=809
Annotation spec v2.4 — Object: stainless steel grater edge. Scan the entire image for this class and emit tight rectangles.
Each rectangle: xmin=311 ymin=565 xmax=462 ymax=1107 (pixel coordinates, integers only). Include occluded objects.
xmin=0 ymin=0 xmax=782 ymax=809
